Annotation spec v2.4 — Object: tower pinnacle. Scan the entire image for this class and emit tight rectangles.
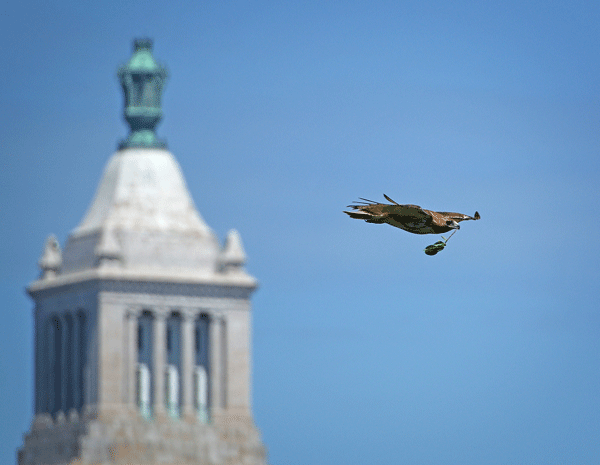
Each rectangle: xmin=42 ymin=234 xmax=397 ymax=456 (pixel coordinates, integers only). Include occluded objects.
xmin=19 ymin=38 xmax=266 ymax=465
xmin=118 ymin=38 xmax=168 ymax=149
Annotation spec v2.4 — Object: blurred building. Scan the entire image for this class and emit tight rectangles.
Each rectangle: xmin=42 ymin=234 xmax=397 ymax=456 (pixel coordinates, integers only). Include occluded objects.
xmin=18 ymin=39 xmax=267 ymax=465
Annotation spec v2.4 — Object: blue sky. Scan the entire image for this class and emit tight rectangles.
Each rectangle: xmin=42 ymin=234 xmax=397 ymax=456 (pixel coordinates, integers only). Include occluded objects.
xmin=1 ymin=1 xmax=599 ymax=464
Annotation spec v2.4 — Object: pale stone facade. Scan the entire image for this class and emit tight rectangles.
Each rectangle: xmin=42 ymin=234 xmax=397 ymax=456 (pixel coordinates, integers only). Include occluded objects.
xmin=18 ymin=40 xmax=267 ymax=465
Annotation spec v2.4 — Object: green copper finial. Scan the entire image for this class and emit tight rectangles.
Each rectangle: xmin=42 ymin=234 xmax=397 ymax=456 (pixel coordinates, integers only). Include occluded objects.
xmin=118 ymin=38 xmax=168 ymax=149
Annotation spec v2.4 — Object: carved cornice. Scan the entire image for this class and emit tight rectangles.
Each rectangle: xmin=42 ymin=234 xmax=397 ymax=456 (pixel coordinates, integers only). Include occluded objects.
xmin=28 ymin=272 xmax=257 ymax=300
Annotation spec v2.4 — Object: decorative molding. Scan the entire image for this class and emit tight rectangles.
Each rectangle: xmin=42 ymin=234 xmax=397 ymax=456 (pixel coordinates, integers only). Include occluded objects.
xmin=29 ymin=275 xmax=256 ymax=300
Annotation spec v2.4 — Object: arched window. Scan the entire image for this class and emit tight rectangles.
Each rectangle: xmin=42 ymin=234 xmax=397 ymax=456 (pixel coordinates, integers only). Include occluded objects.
xmin=194 ymin=314 xmax=210 ymax=367
xmin=75 ymin=310 xmax=86 ymax=412
xmin=138 ymin=323 xmax=144 ymax=352
xmin=194 ymin=314 xmax=210 ymax=421
xmin=194 ymin=366 xmax=209 ymax=423
xmin=165 ymin=364 xmax=179 ymax=418
xmin=166 ymin=312 xmax=182 ymax=418
xmin=137 ymin=311 xmax=154 ymax=418
xmin=64 ymin=313 xmax=74 ymax=412
xmin=137 ymin=363 xmax=151 ymax=419
xmin=49 ymin=315 xmax=62 ymax=416
xmin=44 ymin=318 xmax=55 ymax=414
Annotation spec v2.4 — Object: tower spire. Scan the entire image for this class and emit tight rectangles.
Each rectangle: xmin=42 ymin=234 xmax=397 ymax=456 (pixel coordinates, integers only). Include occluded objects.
xmin=118 ymin=38 xmax=168 ymax=149
xmin=19 ymin=38 xmax=267 ymax=465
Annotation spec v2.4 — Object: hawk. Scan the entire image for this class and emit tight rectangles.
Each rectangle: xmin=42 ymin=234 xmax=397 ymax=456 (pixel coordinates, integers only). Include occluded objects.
xmin=344 ymin=195 xmax=480 ymax=254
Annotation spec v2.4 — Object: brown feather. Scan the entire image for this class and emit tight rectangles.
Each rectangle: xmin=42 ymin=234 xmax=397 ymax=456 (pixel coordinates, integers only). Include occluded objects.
xmin=344 ymin=195 xmax=480 ymax=235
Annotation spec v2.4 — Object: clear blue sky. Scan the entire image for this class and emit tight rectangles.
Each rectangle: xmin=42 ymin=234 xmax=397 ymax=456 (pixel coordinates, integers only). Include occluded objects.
xmin=2 ymin=1 xmax=599 ymax=464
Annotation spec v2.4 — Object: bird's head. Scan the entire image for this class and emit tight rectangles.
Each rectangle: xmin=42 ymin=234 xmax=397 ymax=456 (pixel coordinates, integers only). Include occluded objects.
xmin=446 ymin=220 xmax=460 ymax=230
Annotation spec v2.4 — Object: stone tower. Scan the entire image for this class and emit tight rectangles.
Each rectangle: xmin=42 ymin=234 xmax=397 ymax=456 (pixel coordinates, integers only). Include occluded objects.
xmin=18 ymin=39 xmax=267 ymax=465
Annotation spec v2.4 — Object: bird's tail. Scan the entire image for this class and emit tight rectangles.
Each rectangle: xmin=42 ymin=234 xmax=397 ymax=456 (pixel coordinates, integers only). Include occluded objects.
xmin=474 ymin=211 xmax=480 ymax=220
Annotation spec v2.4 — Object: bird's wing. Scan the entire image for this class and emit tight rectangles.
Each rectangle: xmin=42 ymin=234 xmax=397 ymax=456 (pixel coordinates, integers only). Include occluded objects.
xmin=345 ymin=196 xmax=430 ymax=221
xmin=383 ymin=194 xmax=401 ymax=205
xmin=434 ymin=211 xmax=480 ymax=222
xmin=386 ymin=203 xmax=431 ymax=222
xmin=381 ymin=195 xmax=431 ymax=220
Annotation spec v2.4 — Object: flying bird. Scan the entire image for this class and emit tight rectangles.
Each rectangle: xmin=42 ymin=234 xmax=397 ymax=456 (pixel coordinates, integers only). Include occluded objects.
xmin=344 ymin=194 xmax=480 ymax=254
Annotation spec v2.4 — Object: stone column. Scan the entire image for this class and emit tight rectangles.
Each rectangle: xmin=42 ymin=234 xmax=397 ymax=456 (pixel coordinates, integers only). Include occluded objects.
xmin=153 ymin=311 xmax=167 ymax=420
xmin=220 ymin=315 xmax=228 ymax=410
xmin=181 ymin=311 xmax=195 ymax=421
